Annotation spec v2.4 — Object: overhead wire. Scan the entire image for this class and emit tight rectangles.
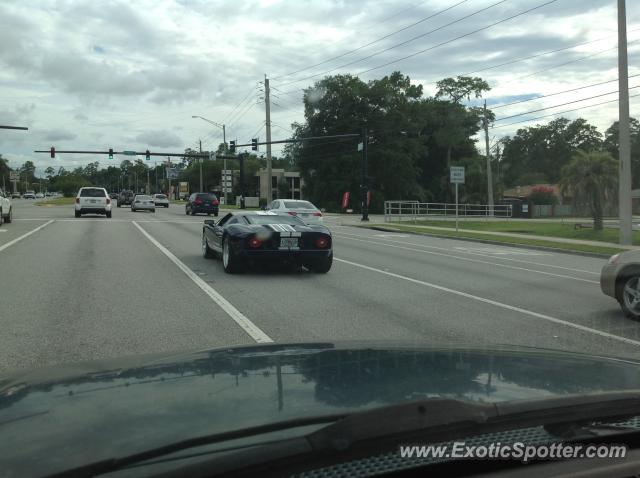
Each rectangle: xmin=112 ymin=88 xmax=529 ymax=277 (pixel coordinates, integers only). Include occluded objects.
xmin=277 ymin=0 xmax=509 ymax=87
xmin=355 ymin=0 xmax=559 ymax=77
xmin=492 ymin=93 xmax=640 ymax=129
xmin=494 ymin=86 xmax=640 ymax=122
xmin=272 ymin=0 xmax=469 ymax=81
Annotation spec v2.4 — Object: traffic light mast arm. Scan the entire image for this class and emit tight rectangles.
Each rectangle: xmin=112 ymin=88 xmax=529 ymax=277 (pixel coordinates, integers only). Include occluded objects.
xmin=34 ymin=150 xmax=211 ymax=158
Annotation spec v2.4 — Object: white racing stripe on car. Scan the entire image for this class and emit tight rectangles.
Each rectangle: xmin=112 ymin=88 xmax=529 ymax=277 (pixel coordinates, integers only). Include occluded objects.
xmin=0 ymin=220 xmax=54 ymax=253
xmin=335 ymin=257 xmax=640 ymax=348
xmin=132 ymin=221 xmax=273 ymax=344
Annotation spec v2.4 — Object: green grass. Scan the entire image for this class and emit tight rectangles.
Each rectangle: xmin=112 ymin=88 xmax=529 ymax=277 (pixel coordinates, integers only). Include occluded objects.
xmin=400 ymin=219 xmax=640 ymax=246
xmin=36 ymin=197 xmax=75 ymax=206
xmin=368 ymin=223 xmax=625 ymax=256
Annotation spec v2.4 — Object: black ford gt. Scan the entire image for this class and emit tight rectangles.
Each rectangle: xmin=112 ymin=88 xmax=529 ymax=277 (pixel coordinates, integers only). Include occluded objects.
xmin=202 ymin=211 xmax=333 ymax=273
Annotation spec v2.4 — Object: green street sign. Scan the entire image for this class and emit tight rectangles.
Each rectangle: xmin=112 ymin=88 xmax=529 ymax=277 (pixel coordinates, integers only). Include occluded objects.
xmin=123 ymin=150 xmax=136 ymax=156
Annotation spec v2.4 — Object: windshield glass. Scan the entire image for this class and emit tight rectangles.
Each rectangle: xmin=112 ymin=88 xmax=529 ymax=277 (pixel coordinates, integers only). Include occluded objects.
xmin=80 ymin=188 xmax=106 ymax=198
xmin=2 ymin=1 xmax=639 ymax=475
xmin=284 ymin=201 xmax=316 ymax=209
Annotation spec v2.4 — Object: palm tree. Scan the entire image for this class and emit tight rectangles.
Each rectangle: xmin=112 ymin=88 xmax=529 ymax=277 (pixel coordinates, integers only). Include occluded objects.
xmin=560 ymin=150 xmax=617 ymax=230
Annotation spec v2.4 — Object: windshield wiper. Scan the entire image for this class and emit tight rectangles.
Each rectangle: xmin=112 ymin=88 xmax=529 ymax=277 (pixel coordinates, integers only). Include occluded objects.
xmin=48 ymin=391 xmax=640 ymax=478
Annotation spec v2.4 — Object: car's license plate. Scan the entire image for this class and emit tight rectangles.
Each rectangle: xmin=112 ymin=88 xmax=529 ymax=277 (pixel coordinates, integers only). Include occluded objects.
xmin=301 ymin=213 xmax=309 ymax=217
xmin=89 ymin=199 xmax=96 ymax=203
xmin=280 ymin=238 xmax=299 ymax=248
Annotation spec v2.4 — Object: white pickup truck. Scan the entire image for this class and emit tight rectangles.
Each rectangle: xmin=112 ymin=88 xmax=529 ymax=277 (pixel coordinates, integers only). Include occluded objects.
xmin=0 ymin=188 xmax=13 ymax=225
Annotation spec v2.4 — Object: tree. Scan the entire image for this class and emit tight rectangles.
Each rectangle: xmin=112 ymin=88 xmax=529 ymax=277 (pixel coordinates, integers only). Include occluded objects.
xmin=559 ymin=151 xmax=617 ymax=230
xmin=604 ymin=118 xmax=640 ymax=188
xmin=501 ymin=117 xmax=604 ymax=187
xmin=44 ymin=166 xmax=55 ymax=180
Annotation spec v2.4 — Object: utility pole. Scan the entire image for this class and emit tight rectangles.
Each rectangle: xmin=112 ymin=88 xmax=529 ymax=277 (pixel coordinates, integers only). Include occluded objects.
xmin=265 ymin=75 xmax=273 ymax=203
xmin=361 ymin=126 xmax=369 ymax=221
xmin=483 ymin=100 xmax=494 ymax=216
xmin=146 ymin=168 xmax=150 ymax=194
xmin=155 ymin=161 xmax=158 ymax=193
xmin=199 ymin=139 xmax=204 ymax=192
xmin=618 ymin=0 xmax=632 ymax=245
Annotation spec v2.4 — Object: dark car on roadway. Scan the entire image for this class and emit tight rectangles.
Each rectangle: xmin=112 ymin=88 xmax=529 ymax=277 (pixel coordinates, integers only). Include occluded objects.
xmin=186 ymin=192 xmax=219 ymax=216
xmin=202 ymin=210 xmax=332 ymax=273
xmin=109 ymin=192 xmax=118 ymax=200
xmin=117 ymin=189 xmax=134 ymax=207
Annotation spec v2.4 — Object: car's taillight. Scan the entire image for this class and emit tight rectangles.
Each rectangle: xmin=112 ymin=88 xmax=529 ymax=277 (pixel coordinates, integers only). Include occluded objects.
xmin=106 ymin=198 xmax=111 ymax=205
xmin=313 ymin=212 xmax=322 ymax=216
xmin=248 ymin=237 xmax=263 ymax=249
xmin=213 ymin=200 xmax=219 ymax=206
xmin=315 ymin=236 xmax=330 ymax=249
xmin=195 ymin=198 xmax=203 ymax=205
xmin=287 ymin=211 xmax=297 ymax=216
xmin=75 ymin=198 xmax=80 ymax=204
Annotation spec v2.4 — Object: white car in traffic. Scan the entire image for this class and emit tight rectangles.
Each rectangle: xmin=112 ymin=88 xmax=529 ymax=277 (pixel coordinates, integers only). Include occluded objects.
xmin=0 ymin=188 xmax=13 ymax=225
xmin=153 ymin=194 xmax=169 ymax=208
xmin=266 ymin=199 xmax=324 ymax=225
xmin=75 ymin=187 xmax=112 ymax=218
xmin=131 ymin=194 xmax=156 ymax=213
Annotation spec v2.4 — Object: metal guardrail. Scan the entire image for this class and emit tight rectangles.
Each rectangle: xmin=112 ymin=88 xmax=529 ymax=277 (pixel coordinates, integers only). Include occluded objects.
xmin=384 ymin=201 xmax=512 ymax=222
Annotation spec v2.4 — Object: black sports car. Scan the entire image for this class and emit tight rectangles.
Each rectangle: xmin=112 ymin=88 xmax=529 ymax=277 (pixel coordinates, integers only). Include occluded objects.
xmin=202 ymin=211 xmax=332 ymax=273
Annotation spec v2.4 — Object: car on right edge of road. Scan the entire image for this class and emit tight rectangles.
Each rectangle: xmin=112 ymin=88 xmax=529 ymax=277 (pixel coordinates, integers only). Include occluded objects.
xmin=267 ymin=199 xmax=324 ymax=225
xmin=601 ymin=250 xmax=640 ymax=318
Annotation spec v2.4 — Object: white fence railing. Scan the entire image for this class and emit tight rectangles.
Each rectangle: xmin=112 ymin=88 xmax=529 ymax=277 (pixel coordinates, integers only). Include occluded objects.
xmin=384 ymin=201 xmax=512 ymax=222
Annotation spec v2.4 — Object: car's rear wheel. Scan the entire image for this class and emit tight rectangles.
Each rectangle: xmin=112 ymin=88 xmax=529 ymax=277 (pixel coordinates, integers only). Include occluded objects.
xmin=106 ymin=211 xmax=112 ymax=218
xmin=619 ymin=275 xmax=640 ymax=319
xmin=0 ymin=208 xmax=3 ymax=226
xmin=131 ymin=207 xmax=136 ymax=212
xmin=222 ymin=237 xmax=243 ymax=273
xmin=4 ymin=208 xmax=12 ymax=224
xmin=202 ymin=234 xmax=215 ymax=259
xmin=117 ymin=203 xmax=121 ymax=208
xmin=75 ymin=211 xmax=81 ymax=218
xmin=306 ymin=253 xmax=333 ymax=273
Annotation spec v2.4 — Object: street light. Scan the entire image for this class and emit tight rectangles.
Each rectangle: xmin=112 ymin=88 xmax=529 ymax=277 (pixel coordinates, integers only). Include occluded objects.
xmin=192 ymin=115 xmax=228 ymax=205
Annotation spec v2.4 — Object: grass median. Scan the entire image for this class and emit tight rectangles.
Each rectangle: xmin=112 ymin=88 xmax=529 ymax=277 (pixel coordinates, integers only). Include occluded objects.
xmin=35 ymin=197 xmax=75 ymax=206
xmin=397 ymin=219 xmax=640 ymax=246
xmin=368 ymin=223 xmax=625 ymax=256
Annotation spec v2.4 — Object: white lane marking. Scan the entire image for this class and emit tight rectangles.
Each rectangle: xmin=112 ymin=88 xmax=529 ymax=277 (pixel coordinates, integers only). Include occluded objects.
xmin=132 ymin=221 xmax=273 ymax=344
xmin=334 ymin=257 xmax=640 ymax=348
xmin=0 ymin=220 xmax=54 ymax=253
xmin=334 ymin=234 xmax=598 ymax=285
xmin=0 ymin=230 xmax=6 ymax=233
xmin=336 ymin=230 xmax=600 ymax=275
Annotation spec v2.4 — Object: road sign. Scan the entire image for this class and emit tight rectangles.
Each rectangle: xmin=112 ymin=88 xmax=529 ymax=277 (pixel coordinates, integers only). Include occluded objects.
xmin=450 ymin=166 xmax=465 ymax=184
xmin=9 ymin=171 xmax=18 ymax=180
xmin=221 ymin=169 xmax=232 ymax=174
xmin=123 ymin=150 xmax=136 ymax=156
xmin=223 ymin=187 xmax=232 ymax=193
xmin=166 ymin=167 xmax=179 ymax=180
xmin=357 ymin=142 xmax=363 ymax=152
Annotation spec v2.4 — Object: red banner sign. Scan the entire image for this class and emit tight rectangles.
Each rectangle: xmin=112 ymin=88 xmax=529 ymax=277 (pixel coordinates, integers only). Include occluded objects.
xmin=341 ymin=191 xmax=350 ymax=209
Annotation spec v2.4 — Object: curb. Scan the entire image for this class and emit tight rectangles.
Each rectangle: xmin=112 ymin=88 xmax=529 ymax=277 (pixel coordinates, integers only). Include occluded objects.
xmin=357 ymin=225 xmax=614 ymax=259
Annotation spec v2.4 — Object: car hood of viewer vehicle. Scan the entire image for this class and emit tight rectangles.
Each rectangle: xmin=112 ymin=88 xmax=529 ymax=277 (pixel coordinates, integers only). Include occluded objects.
xmin=3 ymin=342 xmax=640 ymax=475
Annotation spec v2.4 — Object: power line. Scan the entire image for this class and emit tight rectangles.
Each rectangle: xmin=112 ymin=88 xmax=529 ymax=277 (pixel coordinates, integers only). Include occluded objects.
xmin=277 ymin=0 xmax=508 ymax=87
xmin=492 ymin=93 xmax=640 ymax=129
xmin=227 ymin=101 xmax=258 ymax=130
xmin=223 ymin=86 xmax=257 ymax=123
xmin=458 ymin=28 xmax=640 ymax=78
xmin=250 ymin=122 xmax=266 ymax=140
xmin=356 ymin=0 xmax=559 ymax=77
xmin=494 ymin=86 xmax=640 ymax=122
xmin=491 ymin=74 xmax=640 ymax=109
xmin=271 ymin=123 xmax=294 ymax=134
xmin=272 ymin=0 xmax=469 ymax=81
xmin=501 ymin=41 xmax=640 ymax=85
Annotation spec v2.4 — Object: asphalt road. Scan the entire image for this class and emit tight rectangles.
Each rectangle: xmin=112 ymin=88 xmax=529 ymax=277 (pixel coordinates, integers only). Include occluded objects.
xmin=2 ymin=199 xmax=639 ymax=373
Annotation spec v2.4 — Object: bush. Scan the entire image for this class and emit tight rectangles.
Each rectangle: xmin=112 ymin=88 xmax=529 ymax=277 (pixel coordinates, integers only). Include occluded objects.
xmin=528 ymin=186 xmax=558 ymax=205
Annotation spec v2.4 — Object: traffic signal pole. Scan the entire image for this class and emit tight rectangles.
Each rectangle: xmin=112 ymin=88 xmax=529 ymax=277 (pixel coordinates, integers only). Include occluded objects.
xmin=265 ymin=76 xmax=273 ymax=204
xmin=361 ymin=127 xmax=369 ymax=222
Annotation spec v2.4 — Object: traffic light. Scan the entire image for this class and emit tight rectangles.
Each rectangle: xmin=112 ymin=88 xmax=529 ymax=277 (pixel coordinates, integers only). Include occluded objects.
xmin=251 ymin=138 xmax=258 ymax=151
xmin=108 ymin=148 xmax=113 ymax=160
xmin=50 ymin=147 xmax=55 ymax=158
xmin=145 ymin=149 xmax=150 ymax=161
xmin=229 ymin=140 xmax=235 ymax=153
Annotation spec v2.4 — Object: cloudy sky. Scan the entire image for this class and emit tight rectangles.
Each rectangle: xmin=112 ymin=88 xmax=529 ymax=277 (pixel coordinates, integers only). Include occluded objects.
xmin=0 ymin=0 xmax=639 ymax=173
